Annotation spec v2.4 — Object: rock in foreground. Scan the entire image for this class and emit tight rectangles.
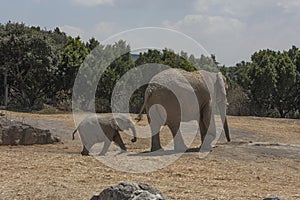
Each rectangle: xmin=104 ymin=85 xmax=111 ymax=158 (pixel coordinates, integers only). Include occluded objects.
xmin=92 ymin=182 xmax=167 ymax=200
xmin=0 ymin=116 xmax=60 ymax=145
xmin=263 ymin=195 xmax=282 ymax=200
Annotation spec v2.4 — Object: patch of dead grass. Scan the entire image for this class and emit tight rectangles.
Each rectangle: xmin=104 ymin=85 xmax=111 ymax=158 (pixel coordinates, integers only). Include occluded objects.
xmin=0 ymin=111 xmax=299 ymax=199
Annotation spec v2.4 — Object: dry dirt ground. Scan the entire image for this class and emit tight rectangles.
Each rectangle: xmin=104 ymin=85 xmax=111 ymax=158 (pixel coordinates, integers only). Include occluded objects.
xmin=0 ymin=111 xmax=299 ymax=200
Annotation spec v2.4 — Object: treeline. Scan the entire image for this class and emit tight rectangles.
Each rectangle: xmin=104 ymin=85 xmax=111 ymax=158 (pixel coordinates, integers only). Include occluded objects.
xmin=0 ymin=22 xmax=299 ymax=118
xmin=224 ymin=47 xmax=300 ymax=118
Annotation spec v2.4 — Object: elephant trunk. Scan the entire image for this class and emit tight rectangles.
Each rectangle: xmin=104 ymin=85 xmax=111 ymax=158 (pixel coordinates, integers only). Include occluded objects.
xmin=135 ymin=103 xmax=145 ymax=122
xmin=72 ymin=128 xmax=77 ymax=140
xmin=130 ymin=125 xmax=137 ymax=143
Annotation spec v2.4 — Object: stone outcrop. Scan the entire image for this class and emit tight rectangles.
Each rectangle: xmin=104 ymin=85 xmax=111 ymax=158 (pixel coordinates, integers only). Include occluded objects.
xmin=263 ymin=195 xmax=282 ymax=200
xmin=91 ymin=182 xmax=167 ymax=200
xmin=0 ymin=116 xmax=60 ymax=145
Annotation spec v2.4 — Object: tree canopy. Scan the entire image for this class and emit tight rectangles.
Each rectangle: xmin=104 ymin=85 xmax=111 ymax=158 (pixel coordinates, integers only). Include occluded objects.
xmin=225 ymin=47 xmax=300 ymax=118
xmin=0 ymin=22 xmax=299 ymax=118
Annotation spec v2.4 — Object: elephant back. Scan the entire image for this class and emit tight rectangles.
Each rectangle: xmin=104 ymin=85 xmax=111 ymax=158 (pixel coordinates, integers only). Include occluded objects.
xmin=146 ymin=68 xmax=211 ymax=122
xmin=150 ymin=69 xmax=208 ymax=94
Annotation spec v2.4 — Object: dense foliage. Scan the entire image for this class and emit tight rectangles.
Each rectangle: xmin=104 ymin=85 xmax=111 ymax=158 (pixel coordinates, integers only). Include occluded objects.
xmin=225 ymin=48 xmax=300 ymax=118
xmin=0 ymin=22 xmax=299 ymax=118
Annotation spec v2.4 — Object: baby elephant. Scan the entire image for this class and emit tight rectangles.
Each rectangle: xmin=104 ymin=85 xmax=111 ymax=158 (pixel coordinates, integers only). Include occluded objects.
xmin=72 ymin=114 xmax=137 ymax=156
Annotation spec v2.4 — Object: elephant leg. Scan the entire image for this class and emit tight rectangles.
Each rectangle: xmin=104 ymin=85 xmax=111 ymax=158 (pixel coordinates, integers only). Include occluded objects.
xmin=217 ymin=100 xmax=230 ymax=142
xmin=199 ymin=104 xmax=212 ymax=152
xmin=81 ymin=145 xmax=89 ymax=156
xmin=147 ymin=106 xmax=165 ymax=152
xmin=199 ymin=120 xmax=208 ymax=142
xmin=113 ymin=131 xmax=127 ymax=152
xmin=204 ymin=115 xmax=217 ymax=147
xmin=150 ymin=122 xmax=163 ymax=152
xmin=99 ymin=138 xmax=111 ymax=156
xmin=168 ymin=122 xmax=187 ymax=152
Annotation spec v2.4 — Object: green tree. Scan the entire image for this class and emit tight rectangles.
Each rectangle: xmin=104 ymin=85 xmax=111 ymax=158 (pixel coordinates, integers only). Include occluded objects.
xmin=162 ymin=49 xmax=195 ymax=71
xmin=287 ymin=46 xmax=300 ymax=118
xmin=0 ymin=22 xmax=58 ymax=109
xmin=96 ymin=41 xmax=134 ymax=112
xmin=135 ymin=49 xmax=195 ymax=71
xmin=226 ymin=61 xmax=251 ymax=89
xmin=188 ymin=54 xmax=219 ymax=72
xmin=86 ymin=37 xmax=100 ymax=51
xmin=57 ymin=36 xmax=89 ymax=92
xmin=135 ymin=49 xmax=162 ymax=66
xmin=248 ymin=49 xmax=298 ymax=117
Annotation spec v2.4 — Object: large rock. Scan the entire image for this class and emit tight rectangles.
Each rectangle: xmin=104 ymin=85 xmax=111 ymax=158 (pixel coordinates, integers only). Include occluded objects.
xmin=0 ymin=116 xmax=60 ymax=145
xmin=92 ymin=182 xmax=167 ymax=200
xmin=263 ymin=195 xmax=282 ymax=200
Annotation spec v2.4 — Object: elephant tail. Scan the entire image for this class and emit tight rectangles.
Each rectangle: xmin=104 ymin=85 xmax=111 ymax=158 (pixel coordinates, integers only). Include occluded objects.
xmin=223 ymin=117 xmax=230 ymax=142
xmin=72 ymin=128 xmax=78 ymax=140
xmin=136 ymin=103 xmax=146 ymax=122
xmin=135 ymin=88 xmax=152 ymax=122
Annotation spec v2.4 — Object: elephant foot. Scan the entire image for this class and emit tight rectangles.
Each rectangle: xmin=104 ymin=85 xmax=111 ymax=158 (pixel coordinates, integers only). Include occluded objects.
xmin=81 ymin=150 xmax=89 ymax=156
xmin=174 ymin=144 xmax=188 ymax=152
xmin=151 ymin=146 xmax=164 ymax=152
xmin=81 ymin=146 xmax=90 ymax=156
xmin=120 ymin=148 xmax=127 ymax=153
xmin=98 ymin=149 xmax=109 ymax=156
xmin=199 ymin=144 xmax=213 ymax=153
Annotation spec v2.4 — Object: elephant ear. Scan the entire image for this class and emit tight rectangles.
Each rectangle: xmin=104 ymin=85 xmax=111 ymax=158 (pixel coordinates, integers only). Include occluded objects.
xmin=216 ymin=72 xmax=227 ymax=96
xmin=114 ymin=114 xmax=131 ymax=131
xmin=110 ymin=118 xmax=121 ymax=131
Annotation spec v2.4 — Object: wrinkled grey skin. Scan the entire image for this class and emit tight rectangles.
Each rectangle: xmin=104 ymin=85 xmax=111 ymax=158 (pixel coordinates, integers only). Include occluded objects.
xmin=137 ymin=69 xmax=212 ymax=152
xmin=72 ymin=114 xmax=137 ymax=156
xmin=199 ymin=70 xmax=230 ymax=143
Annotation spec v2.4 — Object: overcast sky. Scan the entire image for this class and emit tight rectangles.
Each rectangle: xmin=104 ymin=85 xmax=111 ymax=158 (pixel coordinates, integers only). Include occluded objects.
xmin=1 ymin=0 xmax=300 ymax=66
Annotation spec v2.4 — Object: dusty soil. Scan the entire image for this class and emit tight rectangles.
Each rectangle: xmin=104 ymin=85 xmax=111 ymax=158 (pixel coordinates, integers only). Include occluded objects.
xmin=0 ymin=110 xmax=299 ymax=200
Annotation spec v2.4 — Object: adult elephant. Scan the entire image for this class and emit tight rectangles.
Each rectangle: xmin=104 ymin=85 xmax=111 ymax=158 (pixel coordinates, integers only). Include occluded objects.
xmin=72 ymin=114 xmax=137 ymax=156
xmin=137 ymin=68 xmax=212 ymax=152
xmin=199 ymin=70 xmax=230 ymax=143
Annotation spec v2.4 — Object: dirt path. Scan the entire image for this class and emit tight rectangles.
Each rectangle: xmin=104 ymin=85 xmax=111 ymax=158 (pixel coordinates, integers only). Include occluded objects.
xmin=0 ymin=111 xmax=299 ymax=199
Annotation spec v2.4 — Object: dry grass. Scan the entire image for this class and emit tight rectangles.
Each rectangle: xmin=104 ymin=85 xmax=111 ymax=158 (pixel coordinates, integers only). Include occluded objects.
xmin=0 ymin=111 xmax=299 ymax=199
xmin=228 ymin=116 xmax=300 ymax=144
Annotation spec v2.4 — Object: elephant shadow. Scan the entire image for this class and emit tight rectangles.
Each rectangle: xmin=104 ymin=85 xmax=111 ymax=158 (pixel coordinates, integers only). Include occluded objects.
xmin=128 ymin=147 xmax=203 ymax=157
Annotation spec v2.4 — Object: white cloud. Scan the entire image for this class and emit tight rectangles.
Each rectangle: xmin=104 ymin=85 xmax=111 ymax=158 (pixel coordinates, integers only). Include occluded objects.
xmin=59 ymin=25 xmax=85 ymax=38
xmin=193 ymin=0 xmax=270 ymax=18
xmin=193 ymin=0 xmax=300 ymax=18
xmin=163 ymin=14 xmax=246 ymax=65
xmin=92 ymin=22 xmax=122 ymax=40
xmin=163 ymin=1 xmax=300 ymax=65
xmin=58 ymin=22 xmax=124 ymax=42
xmin=164 ymin=15 xmax=245 ymax=36
xmin=70 ymin=0 xmax=114 ymax=7
xmin=55 ymin=1 xmax=300 ymax=65
xmin=277 ymin=0 xmax=300 ymax=13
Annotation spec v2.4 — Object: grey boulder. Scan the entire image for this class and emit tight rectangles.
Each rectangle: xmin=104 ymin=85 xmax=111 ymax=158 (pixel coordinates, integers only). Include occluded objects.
xmin=0 ymin=116 xmax=60 ymax=145
xmin=92 ymin=182 xmax=167 ymax=200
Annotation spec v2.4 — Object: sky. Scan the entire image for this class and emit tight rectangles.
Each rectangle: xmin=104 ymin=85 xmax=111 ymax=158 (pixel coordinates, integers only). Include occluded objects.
xmin=1 ymin=0 xmax=300 ymax=66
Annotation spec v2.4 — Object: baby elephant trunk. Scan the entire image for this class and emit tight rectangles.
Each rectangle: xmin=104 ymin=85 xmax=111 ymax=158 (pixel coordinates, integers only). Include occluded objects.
xmin=130 ymin=126 xmax=137 ymax=143
xmin=72 ymin=129 xmax=77 ymax=140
